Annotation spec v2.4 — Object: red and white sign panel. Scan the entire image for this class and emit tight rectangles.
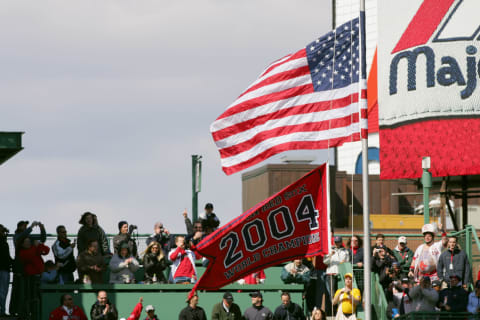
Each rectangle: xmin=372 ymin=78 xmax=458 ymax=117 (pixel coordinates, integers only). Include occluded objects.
xmin=378 ymin=0 xmax=480 ymax=179
xmin=190 ymin=164 xmax=330 ymax=294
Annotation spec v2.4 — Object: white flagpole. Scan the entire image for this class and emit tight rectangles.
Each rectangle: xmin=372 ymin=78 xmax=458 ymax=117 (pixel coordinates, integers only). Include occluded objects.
xmin=359 ymin=1 xmax=371 ymax=320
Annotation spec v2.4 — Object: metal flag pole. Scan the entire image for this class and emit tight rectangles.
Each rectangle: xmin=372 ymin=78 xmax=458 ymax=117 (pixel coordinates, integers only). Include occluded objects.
xmin=359 ymin=0 xmax=372 ymax=319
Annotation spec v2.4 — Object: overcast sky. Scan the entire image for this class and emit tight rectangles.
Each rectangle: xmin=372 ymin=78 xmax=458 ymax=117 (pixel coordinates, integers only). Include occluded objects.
xmin=0 ymin=0 xmax=332 ymax=235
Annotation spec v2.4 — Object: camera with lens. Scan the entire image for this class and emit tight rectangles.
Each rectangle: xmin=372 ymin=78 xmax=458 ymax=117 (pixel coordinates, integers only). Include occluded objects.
xmin=128 ymin=225 xmax=138 ymax=235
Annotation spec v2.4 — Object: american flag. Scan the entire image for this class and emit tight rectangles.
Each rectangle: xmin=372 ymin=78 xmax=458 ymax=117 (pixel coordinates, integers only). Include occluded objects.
xmin=211 ymin=18 xmax=367 ymax=175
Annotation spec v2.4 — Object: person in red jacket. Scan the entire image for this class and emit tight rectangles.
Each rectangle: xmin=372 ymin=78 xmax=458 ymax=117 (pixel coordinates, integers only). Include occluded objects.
xmin=123 ymin=297 xmax=144 ymax=320
xmin=19 ymin=237 xmax=50 ymax=275
xmin=49 ymin=294 xmax=87 ymax=320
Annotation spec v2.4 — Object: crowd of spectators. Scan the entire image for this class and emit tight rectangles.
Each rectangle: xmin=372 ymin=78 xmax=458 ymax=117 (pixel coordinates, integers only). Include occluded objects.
xmin=1 ymin=207 xmax=479 ymax=320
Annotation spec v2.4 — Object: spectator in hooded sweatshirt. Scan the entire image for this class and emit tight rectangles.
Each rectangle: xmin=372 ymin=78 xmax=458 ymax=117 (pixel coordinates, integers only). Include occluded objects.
xmin=142 ymin=241 xmax=167 ymax=284
xmin=49 ymin=293 xmax=88 ymax=320
xmin=113 ymin=221 xmax=138 ymax=259
xmin=0 ymin=224 xmax=12 ymax=316
xmin=77 ymin=212 xmax=110 ymax=256
xmin=437 ymin=274 xmax=468 ymax=312
xmin=52 ymin=225 xmax=76 ymax=283
xmin=392 ymin=236 xmax=414 ymax=272
xmin=109 ymin=243 xmax=140 ymax=284
xmin=90 ymin=290 xmax=118 ymax=320
xmin=409 ymin=276 xmax=438 ymax=312
xmin=437 ymin=235 xmax=471 ymax=289
xmin=168 ymin=236 xmax=196 ymax=284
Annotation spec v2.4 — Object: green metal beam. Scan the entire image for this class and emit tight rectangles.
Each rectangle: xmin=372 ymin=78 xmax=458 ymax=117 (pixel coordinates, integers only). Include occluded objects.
xmin=0 ymin=132 xmax=23 ymax=165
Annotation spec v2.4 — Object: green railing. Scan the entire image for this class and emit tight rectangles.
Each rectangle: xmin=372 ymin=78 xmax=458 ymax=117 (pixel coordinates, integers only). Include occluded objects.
xmin=398 ymin=312 xmax=480 ymax=319
xmin=371 ymin=273 xmax=388 ymax=320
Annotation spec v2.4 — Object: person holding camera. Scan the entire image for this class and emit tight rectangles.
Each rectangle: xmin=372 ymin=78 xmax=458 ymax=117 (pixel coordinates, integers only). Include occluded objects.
xmin=168 ymin=236 xmax=196 ymax=284
xmin=409 ymin=276 xmax=438 ymax=312
xmin=332 ymin=273 xmax=361 ymax=320
xmin=52 ymin=225 xmax=76 ymax=284
xmin=324 ymin=236 xmax=350 ymax=299
xmin=372 ymin=245 xmax=397 ymax=289
xmin=113 ymin=221 xmax=138 ymax=259
xmin=146 ymin=221 xmax=172 ymax=257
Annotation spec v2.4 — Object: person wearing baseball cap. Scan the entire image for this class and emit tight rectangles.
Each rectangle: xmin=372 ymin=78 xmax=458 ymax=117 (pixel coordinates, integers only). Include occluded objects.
xmin=179 ymin=292 xmax=207 ymax=320
xmin=324 ymin=235 xmax=350 ymax=305
xmin=145 ymin=304 xmax=159 ymax=320
xmin=332 ymin=273 xmax=361 ymax=318
xmin=211 ymin=292 xmax=242 ymax=320
xmin=392 ymin=236 xmax=413 ymax=272
xmin=244 ymin=291 xmax=273 ymax=320
xmin=437 ymin=273 xmax=468 ymax=312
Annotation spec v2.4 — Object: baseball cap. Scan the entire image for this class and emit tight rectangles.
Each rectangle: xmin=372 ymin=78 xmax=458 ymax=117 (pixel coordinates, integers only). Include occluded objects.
xmin=391 ymin=261 xmax=400 ymax=268
xmin=450 ymin=273 xmax=462 ymax=281
xmin=223 ymin=292 xmax=234 ymax=301
xmin=398 ymin=236 xmax=407 ymax=244
xmin=334 ymin=236 xmax=342 ymax=243
xmin=145 ymin=305 xmax=155 ymax=312
xmin=432 ymin=280 xmax=441 ymax=287
xmin=344 ymin=273 xmax=353 ymax=279
xmin=249 ymin=291 xmax=263 ymax=298
xmin=17 ymin=220 xmax=29 ymax=228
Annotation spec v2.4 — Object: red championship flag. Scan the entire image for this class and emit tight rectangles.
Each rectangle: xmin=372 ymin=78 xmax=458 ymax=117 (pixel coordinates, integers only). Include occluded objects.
xmin=189 ymin=164 xmax=330 ymax=296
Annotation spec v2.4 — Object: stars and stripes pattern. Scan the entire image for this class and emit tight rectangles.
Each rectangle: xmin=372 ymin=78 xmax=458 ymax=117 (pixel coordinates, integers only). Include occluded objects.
xmin=211 ymin=18 xmax=367 ymax=175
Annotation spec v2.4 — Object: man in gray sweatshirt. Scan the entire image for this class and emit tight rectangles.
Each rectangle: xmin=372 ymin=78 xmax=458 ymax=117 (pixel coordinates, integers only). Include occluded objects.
xmin=244 ymin=291 xmax=273 ymax=320
xmin=410 ymin=276 xmax=439 ymax=312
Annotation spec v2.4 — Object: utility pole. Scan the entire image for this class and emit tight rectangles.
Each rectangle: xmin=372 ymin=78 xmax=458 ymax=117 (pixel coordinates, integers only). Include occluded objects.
xmin=191 ymin=155 xmax=202 ymax=222
xmin=422 ymin=157 xmax=432 ymax=224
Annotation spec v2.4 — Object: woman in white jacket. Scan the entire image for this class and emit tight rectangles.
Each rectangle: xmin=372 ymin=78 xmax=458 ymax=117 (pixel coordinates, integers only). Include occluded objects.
xmin=109 ymin=243 xmax=140 ymax=284
xmin=324 ymin=236 xmax=350 ymax=299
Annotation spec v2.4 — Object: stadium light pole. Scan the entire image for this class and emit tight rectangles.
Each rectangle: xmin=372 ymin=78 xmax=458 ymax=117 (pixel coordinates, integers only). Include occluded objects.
xmin=192 ymin=155 xmax=202 ymax=222
xmin=422 ymin=157 xmax=432 ymax=224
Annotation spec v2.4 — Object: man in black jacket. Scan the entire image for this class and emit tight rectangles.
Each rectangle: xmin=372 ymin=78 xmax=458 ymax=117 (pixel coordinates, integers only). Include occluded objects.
xmin=273 ymin=292 xmax=305 ymax=320
xmin=179 ymin=293 xmax=207 ymax=320
xmin=0 ymin=224 xmax=12 ymax=316
xmin=90 ymin=290 xmax=118 ymax=320
xmin=52 ymin=225 xmax=76 ymax=283
xmin=437 ymin=274 xmax=468 ymax=312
